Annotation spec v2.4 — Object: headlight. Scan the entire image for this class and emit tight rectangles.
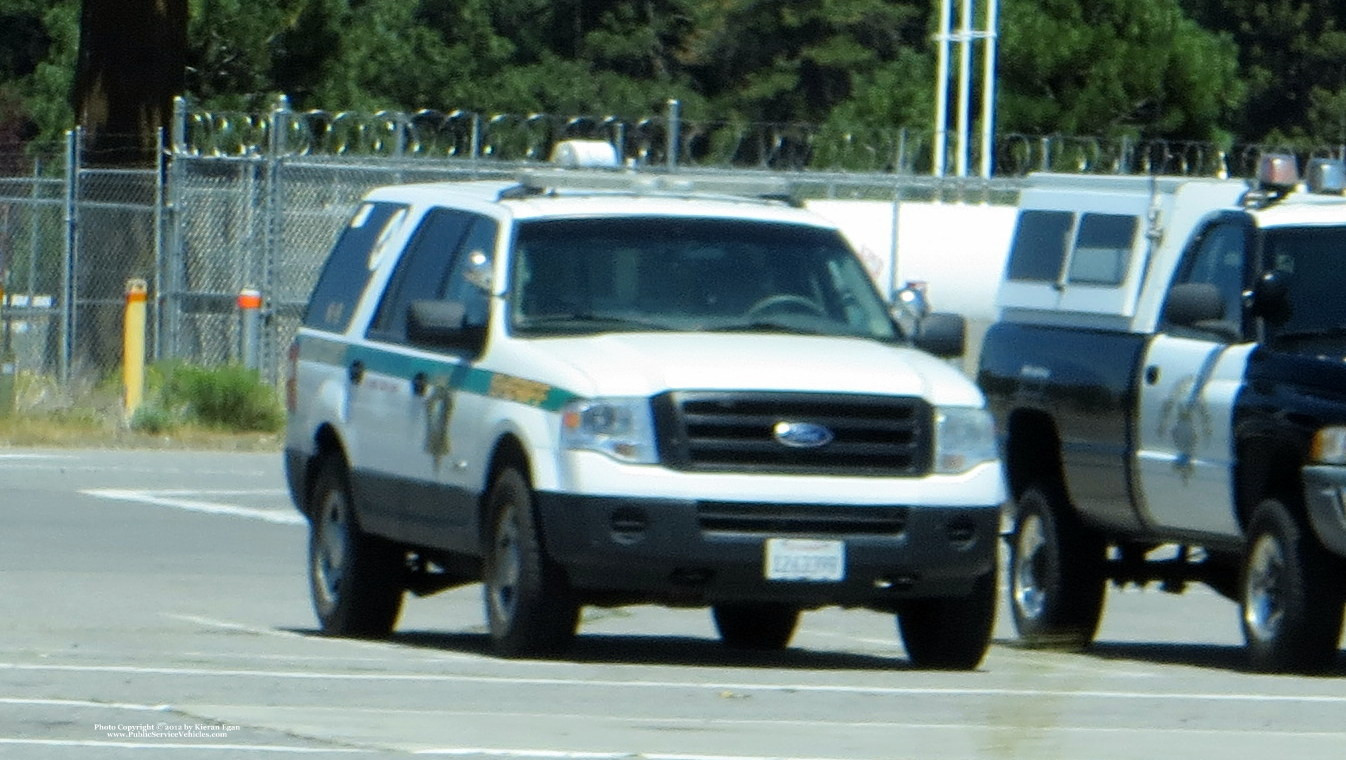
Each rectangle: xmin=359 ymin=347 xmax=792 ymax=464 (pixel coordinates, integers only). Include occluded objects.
xmin=560 ymin=397 xmax=658 ymax=464
xmin=933 ymin=406 xmax=999 ymax=474
xmin=1311 ymin=426 xmax=1346 ymax=465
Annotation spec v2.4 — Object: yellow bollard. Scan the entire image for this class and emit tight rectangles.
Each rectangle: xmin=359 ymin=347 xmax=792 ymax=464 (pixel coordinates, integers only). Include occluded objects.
xmin=123 ymin=279 xmax=147 ymax=418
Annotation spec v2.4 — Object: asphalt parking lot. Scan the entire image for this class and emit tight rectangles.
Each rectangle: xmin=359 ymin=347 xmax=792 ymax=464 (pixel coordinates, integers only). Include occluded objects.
xmin=3 ymin=448 xmax=1345 ymax=759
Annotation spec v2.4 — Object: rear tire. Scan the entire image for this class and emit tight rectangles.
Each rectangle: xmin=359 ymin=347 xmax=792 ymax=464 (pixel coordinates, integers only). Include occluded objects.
xmin=712 ymin=603 xmax=800 ymax=650
xmin=1241 ymin=498 xmax=1345 ymax=673
xmin=307 ymin=458 xmax=405 ymax=638
xmin=482 ymin=467 xmax=580 ymax=657
xmin=1008 ymin=484 xmax=1106 ymax=649
xmin=897 ymin=567 xmax=997 ymax=670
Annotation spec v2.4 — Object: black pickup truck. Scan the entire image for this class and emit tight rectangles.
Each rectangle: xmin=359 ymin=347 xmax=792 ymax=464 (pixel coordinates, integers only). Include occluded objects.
xmin=978 ymin=157 xmax=1346 ymax=672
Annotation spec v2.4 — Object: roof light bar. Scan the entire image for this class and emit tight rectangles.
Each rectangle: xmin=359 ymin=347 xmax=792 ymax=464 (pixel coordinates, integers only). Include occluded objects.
xmin=1257 ymin=153 xmax=1299 ymax=191
xmin=1305 ymin=157 xmax=1346 ymax=195
xmin=548 ymin=139 xmax=620 ymax=169
xmin=514 ymin=169 xmax=795 ymax=202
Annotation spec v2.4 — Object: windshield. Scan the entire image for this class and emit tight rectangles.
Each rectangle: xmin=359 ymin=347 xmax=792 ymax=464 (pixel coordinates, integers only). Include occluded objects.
xmin=508 ymin=216 xmax=898 ymax=340
xmin=1261 ymin=225 xmax=1346 ymax=354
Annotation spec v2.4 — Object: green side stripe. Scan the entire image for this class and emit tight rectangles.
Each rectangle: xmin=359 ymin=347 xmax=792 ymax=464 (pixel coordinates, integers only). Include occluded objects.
xmin=297 ymin=334 xmax=579 ymax=412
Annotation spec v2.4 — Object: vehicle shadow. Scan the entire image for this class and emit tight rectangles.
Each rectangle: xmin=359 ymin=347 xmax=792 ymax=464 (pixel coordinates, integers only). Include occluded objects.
xmin=288 ymin=627 xmax=919 ymax=671
xmin=1015 ymin=639 xmax=1346 ymax=676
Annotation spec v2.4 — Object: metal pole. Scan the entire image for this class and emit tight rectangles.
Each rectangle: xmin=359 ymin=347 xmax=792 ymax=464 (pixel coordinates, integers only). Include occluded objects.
xmin=164 ymin=110 xmax=186 ymax=364
xmin=956 ymin=0 xmax=973 ymax=177
xmin=262 ymin=95 xmax=290 ymax=382
xmin=27 ymin=160 xmax=38 ymax=302
xmin=932 ymin=0 xmax=952 ymax=177
xmin=979 ymin=0 xmax=999 ymax=179
xmin=666 ymin=99 xmax=681 ymax=170
xmin=60 ymin=128 xmax=79 ymax=383
xmin=171 ymin=95 xmax=188 ymax=154
xmin=151 ymin=127 xmax=163 ymax=363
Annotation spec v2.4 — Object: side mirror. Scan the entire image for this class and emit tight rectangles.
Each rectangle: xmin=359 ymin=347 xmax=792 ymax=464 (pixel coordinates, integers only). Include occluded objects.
xmin=1248 ymin=271 xmax=1291 ymax=324
xmin=913 ymin=312 xmax=966 ymax=359
xmin=407 ymin=300 xmax=484 ymax=353
xmin=1162 ymin=282 xmax=1224 ymax=327
xmin=891 ymin=281 xmax=931 ymax=336
xmin=1162 ymin=282 xmax=1240 ymax=341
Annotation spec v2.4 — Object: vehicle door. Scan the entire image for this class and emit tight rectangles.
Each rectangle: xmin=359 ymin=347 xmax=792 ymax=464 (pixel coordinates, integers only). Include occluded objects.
xmin=349 ymin=208 xmax=498 ymax=550
xmin=1135 ymin=218 xmax=1255 ymax=537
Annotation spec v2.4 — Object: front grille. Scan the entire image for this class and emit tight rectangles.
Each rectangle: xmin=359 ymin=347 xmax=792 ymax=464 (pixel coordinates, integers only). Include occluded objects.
xmin=697 ymin=501 xmax=909 ymax=536
xmin=653 ymin=391 xmax=931 ymax=476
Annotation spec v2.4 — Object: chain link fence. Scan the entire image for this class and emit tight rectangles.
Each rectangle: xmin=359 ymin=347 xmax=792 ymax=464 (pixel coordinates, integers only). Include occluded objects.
xmin=2 ymin=99 xmax=1342 ymax=402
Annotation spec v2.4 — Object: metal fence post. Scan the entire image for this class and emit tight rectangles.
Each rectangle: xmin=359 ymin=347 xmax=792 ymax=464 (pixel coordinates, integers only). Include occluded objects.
xmin=261 ymin=95 xmax=291 ymax=383
xmin=61 ymin=127 xmax=80 ymax=384
xmin=162 ymin=97 xmax=188 ymax=364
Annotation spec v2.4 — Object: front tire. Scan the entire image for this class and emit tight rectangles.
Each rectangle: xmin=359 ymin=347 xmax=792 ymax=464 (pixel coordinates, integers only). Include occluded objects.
xmin=482 ymin=468 xmax=580 ymax=657
xmin=1009 ymin=484 xmax=1106 ymax=649
xmin=897 ymin=567 xmax=997 ymax=670
xmin=712 ymin=603 xmax=800 ymax=650
xmin=1241 ymin=498 xmax=1345 ymax=673
xmin=307 ymin=458 xmax=405 ymax=638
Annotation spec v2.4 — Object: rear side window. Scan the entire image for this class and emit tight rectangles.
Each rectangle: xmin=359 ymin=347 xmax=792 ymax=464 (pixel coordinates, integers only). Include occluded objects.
xmin=303 ymin=201 xmax=408 ymax=332
xmin=1006 ymin=210 xmax=1072 ymax=282
xmin=1067 ymin=213 xmax=1137 ymax=285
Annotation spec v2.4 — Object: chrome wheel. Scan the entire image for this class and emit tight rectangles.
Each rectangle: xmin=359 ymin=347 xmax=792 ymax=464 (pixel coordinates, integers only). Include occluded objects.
xmin=1242 ymin=531 xmax=1286 ymax=645
xmin=1006 ymin=485 xmax=1106 ymax=648
xmin=1239 ymin=498 xmax=1344 ymax=672
xmin=1012 ymin=512 xmax=1048 ymax=621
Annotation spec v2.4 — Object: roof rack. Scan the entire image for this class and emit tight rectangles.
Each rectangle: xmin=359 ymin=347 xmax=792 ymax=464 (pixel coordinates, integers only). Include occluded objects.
xmin=500 ymin=168 xmax=799 ymax=206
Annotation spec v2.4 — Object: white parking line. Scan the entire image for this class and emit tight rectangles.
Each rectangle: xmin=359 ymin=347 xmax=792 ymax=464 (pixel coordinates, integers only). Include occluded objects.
xmin=0 ymin=697 xmax=170 ymax=711
xmin=82 ymin=488 xmax=302 ymax=525
xmin=4 ymin=660 xmax=1345 ymax=704
xmin=0 ymin=738 xmax=369 ymax=753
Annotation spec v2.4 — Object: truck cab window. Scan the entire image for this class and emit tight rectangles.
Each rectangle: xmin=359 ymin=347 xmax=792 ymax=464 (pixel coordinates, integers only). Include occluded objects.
xmin=1168 ymin=223 xmax=1247 ymax=340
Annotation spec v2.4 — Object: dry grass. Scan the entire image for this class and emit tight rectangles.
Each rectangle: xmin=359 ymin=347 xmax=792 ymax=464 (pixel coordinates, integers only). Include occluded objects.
xmin=0 ymin=414 xmax=281 ymax=450
xmin=0 ymin=370 xmax=282 ymax=451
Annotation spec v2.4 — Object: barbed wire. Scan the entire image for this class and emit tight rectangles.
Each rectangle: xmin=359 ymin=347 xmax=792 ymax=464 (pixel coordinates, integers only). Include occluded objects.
xmin=174 ymin=101 xmax=1346 ymax=179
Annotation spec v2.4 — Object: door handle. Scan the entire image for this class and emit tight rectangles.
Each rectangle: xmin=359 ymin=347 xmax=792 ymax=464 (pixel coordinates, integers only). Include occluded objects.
xmin=1144 ymin=365 xmax=1160 ymax=385
xmin=348 ymin=360 xmax=365 ymax=385
xmin=411 ymin=372 xmax=428 ymax=396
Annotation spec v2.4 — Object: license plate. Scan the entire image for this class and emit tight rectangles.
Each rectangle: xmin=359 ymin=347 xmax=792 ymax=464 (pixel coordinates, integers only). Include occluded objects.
xmin=764 ymin=538 xmax=845 ymax=582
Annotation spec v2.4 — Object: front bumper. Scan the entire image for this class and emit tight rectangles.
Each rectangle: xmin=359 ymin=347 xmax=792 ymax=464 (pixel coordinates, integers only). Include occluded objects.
xmin=534 ymin=492 xmax=999 ymax=610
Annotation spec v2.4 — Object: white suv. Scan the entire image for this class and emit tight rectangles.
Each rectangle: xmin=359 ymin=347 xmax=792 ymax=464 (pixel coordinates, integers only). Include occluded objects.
xmin=283 ymin=152 xmax=1006 ymax=668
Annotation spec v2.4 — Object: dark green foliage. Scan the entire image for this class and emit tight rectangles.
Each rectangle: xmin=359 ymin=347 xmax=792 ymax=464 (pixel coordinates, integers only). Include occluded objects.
xmin=5 ymin=0 xmax=1346 ymax=162
xmin=152 ymin=362 xmax=283 ymax=433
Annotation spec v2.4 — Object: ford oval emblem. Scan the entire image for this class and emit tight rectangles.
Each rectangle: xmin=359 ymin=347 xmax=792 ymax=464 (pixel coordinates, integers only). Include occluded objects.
xmin=773 ymin=421 xmax=834 ymax=448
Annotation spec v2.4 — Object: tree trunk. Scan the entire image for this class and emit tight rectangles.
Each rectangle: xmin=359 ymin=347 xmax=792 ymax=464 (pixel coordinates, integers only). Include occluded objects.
xmin=69 ymin=0 xmax=187 ymax=376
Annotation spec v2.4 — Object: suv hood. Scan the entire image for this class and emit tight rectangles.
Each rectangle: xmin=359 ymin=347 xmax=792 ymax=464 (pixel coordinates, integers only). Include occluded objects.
xmin=495 ymin=332 xmax=984 ymax=407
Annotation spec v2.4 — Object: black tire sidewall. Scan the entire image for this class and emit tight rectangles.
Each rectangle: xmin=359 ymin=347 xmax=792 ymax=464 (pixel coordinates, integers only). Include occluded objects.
xmin=483 ymin=468 xmax=578 ymax=657
xmin=306 ymin=458 xmax=404 ymax=637
xmin=897 ymin=566 xmax=997 ymax=670
xmin=1241 ymin=498 xmax=1345 ymax=673
xmin=1009 ymin=485 xmax=1105 ymax=648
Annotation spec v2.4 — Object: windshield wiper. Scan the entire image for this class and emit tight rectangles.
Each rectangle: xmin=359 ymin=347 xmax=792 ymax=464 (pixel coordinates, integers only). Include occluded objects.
xmin=1273 ymin=326 xmax=1346 ymax=343
xmin=519 ymin=313 xmax=675 ymax=332
xmin=704 ymin=320 xmax=831 ymax=336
